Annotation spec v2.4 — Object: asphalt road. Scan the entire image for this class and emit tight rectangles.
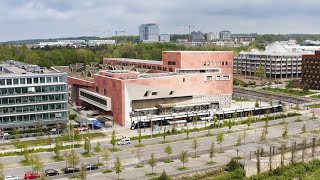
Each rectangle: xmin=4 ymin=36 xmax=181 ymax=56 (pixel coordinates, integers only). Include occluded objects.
xmin=2 ymin=114 xmax=317 ymax=179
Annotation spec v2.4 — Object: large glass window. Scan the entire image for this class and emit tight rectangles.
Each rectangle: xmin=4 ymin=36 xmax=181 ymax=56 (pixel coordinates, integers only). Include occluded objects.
xmin=16 ymin=106 xmax=22 ymax=112
xmin=15 ymin=87 xmax=21 ymax=94
xmin=49 ymin=86 xmax=55 ymax=92
xmin=22 ymin=97 xmax=28 ymax=103
xmin=33 ymin=78 xmax=39 ymax=84
xmin=49 ymin=104 xmax=55 ymax=110
xmin=0 ymin=79 xmax=5 ymax=85
xmin=9 ymin=97 xmax=15 ymax=104
xmin=1 ymin=98 xmax=8 ymax=104
xmin=29 ymin=105 xmax=35 ymax=111
xmin=40 ymin=77 xmax=45 ymax=83
xmin=27 ymin=78 xmax=32 ymax=84
xmin=23 ymin=106 xmax=29 ymax=112
xmin=36 ymin=105 xmax=42 ymax=111
xmin=43 ymin=113 xmax=48 ymax=119
xmin=53 ymin=76 xmax=58 ymax=83
xmin=6 ymin=79 xmax=12 ymax=85
xmin=30 ymin=115 xmax=36 ymax=121
xmin=13 ymin=79 xmax=19 ymax=85
xmin=20 ymin=78 xmax=25 ymax=84
xmin=46 ymin=77 xmax=52 ymax=83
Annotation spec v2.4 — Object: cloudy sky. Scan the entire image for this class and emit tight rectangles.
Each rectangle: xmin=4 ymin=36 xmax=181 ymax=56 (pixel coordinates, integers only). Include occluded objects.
xmin=1 ymin=0 xmax=320 ymax=42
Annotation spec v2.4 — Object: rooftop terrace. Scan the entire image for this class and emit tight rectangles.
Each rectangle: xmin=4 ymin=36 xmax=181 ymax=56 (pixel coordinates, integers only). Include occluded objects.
xmin=0 ymin=60 xmax=55 ymax=76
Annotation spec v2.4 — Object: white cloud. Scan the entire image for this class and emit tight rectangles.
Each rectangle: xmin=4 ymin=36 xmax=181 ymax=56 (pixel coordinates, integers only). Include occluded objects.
xmin=0 ymin=0 xmax=319 ymax=41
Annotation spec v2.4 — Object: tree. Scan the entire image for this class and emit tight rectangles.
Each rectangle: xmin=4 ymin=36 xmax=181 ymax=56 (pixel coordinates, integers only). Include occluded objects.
xmin=282 ymin=125 xmax=288 ymax=139
xmin=256 ymin=66 xmax=266 ymax=82
xmin=212 ymin=115 xmax=218 ymax=128
xmin=138 ymin=129 xmax=142 ymax=145
xmin=192 ymin=138 xmax=199 ymax=157
xmin=136 ymin=148 xmax=143 ymax=165
xmin=39 ymin=169 xmax=47 ymax=180
xmin=301 ymin=123 xmax=307 ymax=134
xmin=23 ymin=146 xmax=30 ymax=164
xmin=235 ymin=134 xmax=242 ymax=146
xmin=53 ymin=137 xmax=62 ymax=158
xmin=78 ymin=162 xmax=87 ymax=180
xmin=216 ymin=132 xmax=225 ymax=153
xmin=192 ymin=114 xmax=199 ymax=127
xmin=114 ymin=155 xmax=123 ymax=180
xmin=158 ymin=170 xmax=171 ymax=180
xmin=179 ymin=151 xmax=189 ymax=168
xmin=84 ymin=137 xmax=91 ymax=155
xmin=110 ymin=130 xmax=116 ymax=149
xmin=33 ymin=154 xmax=44 ymax=173
xmin=246 ymin=113 xmax=252 ymax=128
xmin=163 ymin=127 xmax=166 ymax=141
xmin=164 ymin=144 xmax=173 ymax=162
xmin=186 ymin=127 xmax=190 ymax=139
xmin=68 ymin=150 xmax=80 ymax=174
xmin=0 ymin=164 xmax=4 ymax=180
xmin=260 ymin=129 xmax=267 ymax=142
xmin=257 ymin=149 xmax=261 ymax=174
xmin=255 ymin=99 xmax=260 ymax=107
xmin=208 ymin=141 xmax=215 ymax=163
xmin=93 ymin=142 xmax=102 ymax=164
xmin=228 ymin=118 xmax=233 ymax=130
xmin=101 ymin=148 xmax=111 ymax=171
xmin=63 ymin=151 xmax=69 ymax=168
xmin=148 ymin=153 xmax=157 ymax=174
xmin=280 ymin=144 xmax=285 ymax=167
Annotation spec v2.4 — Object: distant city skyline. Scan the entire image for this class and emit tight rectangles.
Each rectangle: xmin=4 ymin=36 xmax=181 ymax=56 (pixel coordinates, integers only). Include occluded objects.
xmin=1 ymin=0 xmax=320 ymax=42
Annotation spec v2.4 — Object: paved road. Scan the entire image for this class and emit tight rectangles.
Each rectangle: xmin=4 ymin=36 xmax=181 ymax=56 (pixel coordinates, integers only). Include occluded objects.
xmin=2 ymin=114 xmax=318 ymax=179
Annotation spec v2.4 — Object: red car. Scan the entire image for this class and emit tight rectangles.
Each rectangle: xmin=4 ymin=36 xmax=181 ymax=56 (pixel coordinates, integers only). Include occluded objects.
xmin=24 ymin=172 xmax=40 ymax=179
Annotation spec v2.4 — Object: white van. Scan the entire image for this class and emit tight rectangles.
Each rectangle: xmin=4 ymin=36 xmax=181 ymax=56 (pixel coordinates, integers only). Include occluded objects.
xmin=117 ymin=137 xmax=131 ymax=145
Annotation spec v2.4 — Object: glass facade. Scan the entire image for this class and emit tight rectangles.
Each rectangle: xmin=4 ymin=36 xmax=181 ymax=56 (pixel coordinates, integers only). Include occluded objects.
xmin=0 ymin=74 xmax=68 ymax=128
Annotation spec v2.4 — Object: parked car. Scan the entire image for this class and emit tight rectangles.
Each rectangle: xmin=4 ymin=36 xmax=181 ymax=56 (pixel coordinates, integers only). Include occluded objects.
xmin=85 ymin=164 xmax=99 ymax=171
xmin=24 ymin=172 xmax=40 ymax=179
xmin=64 ymin=167 xmax=80 ymax=174
xmin=117 ymin=137 xmax=131 ymax=145
xmin=4 ymin=175 xmax=19 ymax=180
xmin=45 ymin=169 xmax=59 ymax=176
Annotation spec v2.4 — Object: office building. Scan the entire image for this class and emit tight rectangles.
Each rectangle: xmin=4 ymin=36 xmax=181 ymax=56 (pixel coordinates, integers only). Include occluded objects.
xmin=219 ymin=31 xmax=231 ymax=41
xmin=191 ymin=31 xmax=204 ymax=42
xmin=159 ymin=34 xmax=170 ymax=42
xmin=207 ymin=32 xmax=219 ymax=41
xmin=0 ymin=61 xmax=68 ymax=130
xmin=302 ymin=51 xmax=320 ymax=89
xmin=139 ymin=24 xmax=159 ymax=42
xmin=231 ymin=35 xmax=255 ymax=44
xmin=234 ymin=42 xmax=314 ymax=79
xmin=54 ymin=51 xmax=234 ymax=128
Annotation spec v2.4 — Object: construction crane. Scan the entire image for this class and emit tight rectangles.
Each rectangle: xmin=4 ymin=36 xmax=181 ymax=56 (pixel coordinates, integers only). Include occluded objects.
xmin=115 ymin=30 xmax=125 ymax=45
xmin=176 ymin=25 xmax=195 ymax=42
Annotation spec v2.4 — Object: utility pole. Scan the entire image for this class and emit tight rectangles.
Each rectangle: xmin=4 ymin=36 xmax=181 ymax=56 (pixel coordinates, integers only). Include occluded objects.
xmin=176 ymin=25 xmax=195 ymax=42
xmin=115 ymin=30 xmax=125 ymax=45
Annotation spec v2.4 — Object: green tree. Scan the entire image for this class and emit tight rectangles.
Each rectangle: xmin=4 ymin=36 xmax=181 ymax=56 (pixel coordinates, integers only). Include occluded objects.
xmin=255 ymin=99 xmax=260 ymax=107
xmin=101 ymin=148 xmax=111 ymax=171
xmin=110 ymin=130 xmax=116 ymax=149
xmin=192 ymin=138 xmax=199 ymax=157
xmin=114 ymin=155 xmax=123 ymax=180
xmin=212 ymin=115 xmax=218 ymax=128
xmin=33 ymin=154 xmax=44 ymax=173
xmin=25 ymin=52 xmax=42 ymax=64
xmin=193 ymin=114 xmax=199 ymax=127
xmin=84 ymin=137 xmax=91 ymax=155
xmin=260 ymin=129 xmax=267 ymax=142
xmin=138 ymin=129 xmax=142 ymax=145
xmin=0 ymin=164 xmax=5 ymax=180
xmin=228 ymin=118 xmax=233 ymax=130
xmin=53 ymin=137 xmax=62 ymax=159
xmin=164 ymin=144 xmax=173 ymax=162
xmin=186 ymin=127 xmax=190 ymax=139
xmin=93 ymin=142 xmax=102 ymax=164
xmin=216 ymin=132 xmax=225 ymax=153
xmin=39 ymin=169 xmax=48 ymax=180
xmin=235 ymin=134 xmax=242 ymax=146
xmin=158 ymin=170 xmax=171 ymax=180
xmin=78 ymin=162 xmax=87 ymax=180
xmin=179 ymin=151 xmax=189 ymax=168
xmin=282 ymin=125 xmax=289 ymax=139
xmin=256 ymin=66 xmax=266 ymax=81
xmin=246 ymin=113 xmax=252 ymax=128
xmin=148 ymin=153 xmax=157 ymax=174
xmin=208 ymin=141 xmax=215 ymax=163
xmin=68 ymin=150 xmax=80 ymax=174
xmin=301 ymin=123 xmax=307 ymax=134
xmin=163 ymin=127 xmax=166 ymax=141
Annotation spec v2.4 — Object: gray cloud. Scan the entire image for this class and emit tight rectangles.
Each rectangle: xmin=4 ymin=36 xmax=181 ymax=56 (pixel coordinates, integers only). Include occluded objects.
xmin=0 ymin=0 xmax=319 ymax=42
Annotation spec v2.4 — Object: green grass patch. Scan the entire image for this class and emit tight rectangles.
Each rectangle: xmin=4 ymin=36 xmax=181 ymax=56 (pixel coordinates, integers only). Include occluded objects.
xmin=177 ymin=167 xmax=188 ymax=171
xmin=192 ymin=156 xmax=200 ymax=159
xmin=294 ymin=119 xmax=303 ymax=122
xmin=146 ymin=173 xmax=158 ymax=177
xmin=164 ymin=159 xmax=174 ymax=163
xmin=102 ymin=169 xmax=113 ymax=174
xmin=81 ymin=152 xmax=93 ymax=157
xmin=52 ymin=156 xmax=64 ymax=162
xmin=206 ymin=161 xmax=216 ymax=165
xmin=96 ymin=163 xmax=104 ymax=166
xmin=134 ymin=165 xmax=145 ymax=168
xmin=109 ymin=148 xmax=122 ymax=152
xmin=20 ymin=159 xmax=31 ymax=166
xmin=160 ymin=140 xmax=169 ymax=144
xmin=307 ymin=104 xmax=320 ymax=108
xmin=263 ymin=87 xmax=315 ymax=96
xmin=134 ymin=144 xmax=145 ymax=148
xmin=311 ymin=130 xmax=320 ymax=134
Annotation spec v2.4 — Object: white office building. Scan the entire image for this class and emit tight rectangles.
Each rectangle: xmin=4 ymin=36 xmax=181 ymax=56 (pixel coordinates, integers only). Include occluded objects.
xmin=0 ymin=61 xmax=68 ymax=130
xmin=159 ymin=34 xmax=170 ymax=42
xmin=207 ymin=32 xmax=219 ymax=41
xmin=139 ymin=24 xmax=159 ymax=42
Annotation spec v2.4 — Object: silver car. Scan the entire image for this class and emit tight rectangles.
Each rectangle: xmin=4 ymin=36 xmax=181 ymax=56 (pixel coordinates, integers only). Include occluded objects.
xmin=117 ymin=137 xmax=131 ymax=145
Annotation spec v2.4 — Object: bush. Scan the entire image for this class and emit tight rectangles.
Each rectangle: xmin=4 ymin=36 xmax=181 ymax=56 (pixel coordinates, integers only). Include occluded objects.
xmin=227 ymin=158 xmax=242 ymax=171
xmin=69 ymin=114 xmax=77 ymax=120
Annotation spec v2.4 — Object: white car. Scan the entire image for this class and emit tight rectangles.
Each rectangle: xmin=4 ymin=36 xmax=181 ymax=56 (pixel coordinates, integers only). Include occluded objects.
xmin=117 ymin=137 xmax=131 ymax=145
xmin=4 ymin=175 xmax=19 ymax=180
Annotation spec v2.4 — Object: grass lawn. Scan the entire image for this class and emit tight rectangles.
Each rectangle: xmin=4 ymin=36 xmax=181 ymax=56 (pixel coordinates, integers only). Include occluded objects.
xmin=307 ymin=104 xmax=320 ymax=108
xmin=177 ymin=167 xmax=188 ymax=171
xmin=304 ymin=168 xmax=320 ymax=180
xmin=263 ymin=88 xmax=316 ymax=96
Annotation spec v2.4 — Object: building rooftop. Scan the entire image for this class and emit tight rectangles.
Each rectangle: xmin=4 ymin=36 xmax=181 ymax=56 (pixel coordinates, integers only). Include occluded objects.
xmin=104 ymin=58 xmax=163 ymax=65
xmin=0 ymin=60 xmax=56 ymax=76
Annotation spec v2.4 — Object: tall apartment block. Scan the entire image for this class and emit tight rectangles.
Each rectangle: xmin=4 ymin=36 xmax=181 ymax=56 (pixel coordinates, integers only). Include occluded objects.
xmin=219 ymin=31 xmax=231 ymax=41
xmin=139 ymin=23 xmax=159 ymax=42
xmin=0 ymin=61 xmax=68 ymax=130
xmin=234 ymin=42 xmax=313 ymax=79
xmin=207 ymin=32 xmax=219 ymax=41
xmin=191 ymin=31 xmax=204 ymax=42
xmin=302 ymin=51 xmax=320 ymax=89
